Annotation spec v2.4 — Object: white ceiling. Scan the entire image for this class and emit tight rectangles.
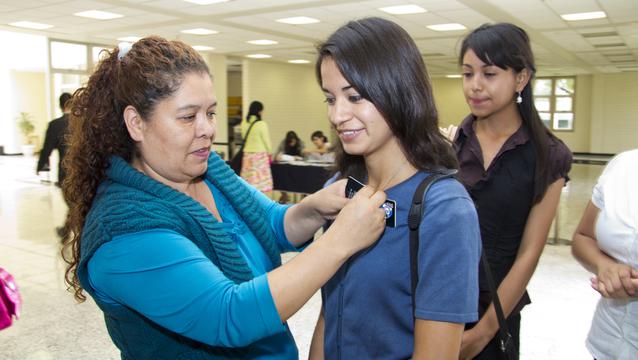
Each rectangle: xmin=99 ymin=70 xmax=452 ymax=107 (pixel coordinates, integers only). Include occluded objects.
xmin=1 ymin=0 xmax=637 ymax=76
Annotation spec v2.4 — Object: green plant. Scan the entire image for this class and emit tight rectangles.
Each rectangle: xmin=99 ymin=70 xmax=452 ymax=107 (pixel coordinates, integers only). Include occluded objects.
xmin=16 ymin=112 xmax=35 ymax=144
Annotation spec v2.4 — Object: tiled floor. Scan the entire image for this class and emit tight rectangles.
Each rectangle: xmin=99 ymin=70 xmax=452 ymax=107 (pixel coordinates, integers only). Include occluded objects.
xmin=0 ymin=155 xmax=604 ymax=359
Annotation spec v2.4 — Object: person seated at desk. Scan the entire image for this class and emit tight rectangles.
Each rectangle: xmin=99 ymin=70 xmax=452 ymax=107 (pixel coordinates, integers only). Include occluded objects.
xmin=275 ymin=131 xmax=305 ymax=162
xmin=303 ymin=130 xmax=334 ymax=162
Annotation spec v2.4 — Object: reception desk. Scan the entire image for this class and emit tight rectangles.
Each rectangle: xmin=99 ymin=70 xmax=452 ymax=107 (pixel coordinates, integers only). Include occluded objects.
xmin=271 ymin=161 xmax=332 ymax=194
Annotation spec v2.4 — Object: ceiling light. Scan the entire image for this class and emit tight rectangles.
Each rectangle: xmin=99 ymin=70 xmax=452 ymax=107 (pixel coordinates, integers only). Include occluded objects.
xmin=181 ymin=28 xmax=218 ymax=35
xmin=379 ymin=5 xmax=426 ymax=15
xmin=276 ymin=16 xmax=320 ymax=25
xmin=427 ymin=23 xmax=466 ymax=31
xmin=445 ymin=74 xmax=462 ymax=78
xmin=74 ymin=10 xmax=123 ymax=20
xmin=288 ymin=59 xmax=310 ymax=64
xmin=193 ymin=45 xmax=214 ymax=51
xmin=9 ymin=21 xmax=53 ymax=30
xmin=246 ymin=54 xmax=271 ymax=59
xmin=247 ymin=39 xmax=278 ymax=45
xmin=561 ymin=11 xmax=606 ymax=21
xmin=183 ymin=0 xmax=231 ymax=4
xmin=118 ymin=36 xmax=141 ymax=42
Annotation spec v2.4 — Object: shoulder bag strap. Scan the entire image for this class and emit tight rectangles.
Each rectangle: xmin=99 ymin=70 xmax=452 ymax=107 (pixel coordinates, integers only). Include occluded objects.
xmin=481 ymin=252 xmax=513 ymax=356
xmin=408 ymin=169 xmax=457 ymax=318
xmin=237 ymin=119 xmax=260 ymax=154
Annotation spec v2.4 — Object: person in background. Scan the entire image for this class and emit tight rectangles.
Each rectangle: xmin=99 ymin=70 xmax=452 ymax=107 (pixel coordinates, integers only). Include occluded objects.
xmin=241 ymin=101 xmax=273 ymax=194
xmin=61 ymin=36 xmax=388 ymax=359
xmin=303 ymin=130 xmax=333 ymax=161
xmin=274 ymin=131 xmax=305 ymax=204
xmin=572 ymin=149 xmax=638 ymax=360
xmin=274 ymin=130 xmax=305 ymax=162
xmin=310 ymin=17 xmax=481 ymax=359
xmin=37 ymin=92 xmax=72 ymax=185
xmin=37 ymin=92 xmax=72 ymax=240
xmin=454 ymin=23 xmax=572 ymax=360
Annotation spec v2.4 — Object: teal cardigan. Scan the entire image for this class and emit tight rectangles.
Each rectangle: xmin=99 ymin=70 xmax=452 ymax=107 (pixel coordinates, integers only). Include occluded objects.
xmin=78 ymin=154 xmax=283 ymax=359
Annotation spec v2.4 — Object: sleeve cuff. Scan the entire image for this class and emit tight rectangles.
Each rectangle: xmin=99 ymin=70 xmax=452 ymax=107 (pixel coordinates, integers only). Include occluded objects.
xmin=252 ymin=273 xmax=286 ymax=335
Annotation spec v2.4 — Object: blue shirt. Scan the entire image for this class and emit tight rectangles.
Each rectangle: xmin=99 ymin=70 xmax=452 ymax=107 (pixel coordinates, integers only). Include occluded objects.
xmin=88 ymin=179 xmax=298 ymax=359
xmin=322 ymin=171 xmax=481 ymax=359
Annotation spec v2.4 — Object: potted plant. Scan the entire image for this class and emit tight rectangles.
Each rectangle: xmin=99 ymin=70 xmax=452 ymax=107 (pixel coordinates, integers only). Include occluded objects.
xmin=16 ymin=112 xmax=36 ymax=156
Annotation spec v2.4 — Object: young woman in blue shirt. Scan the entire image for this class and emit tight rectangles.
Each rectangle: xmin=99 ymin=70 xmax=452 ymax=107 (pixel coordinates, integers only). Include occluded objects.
xmin=309 ymin=17 xmax=482 ymax=359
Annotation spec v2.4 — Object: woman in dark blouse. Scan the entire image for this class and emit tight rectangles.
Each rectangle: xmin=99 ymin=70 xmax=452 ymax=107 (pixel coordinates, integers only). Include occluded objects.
xmin=453 ymin=23 xmax=572 ymax=360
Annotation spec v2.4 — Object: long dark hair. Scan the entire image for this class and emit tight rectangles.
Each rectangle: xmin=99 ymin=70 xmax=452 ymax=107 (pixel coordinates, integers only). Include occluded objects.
xmin=316 ymin=17 xmax=457 ymax=179
xmin=460 ymin=23 xmax=559 ymax=203
xmin=246 ymin=101 xmax=263 ymax=122
xmin=284 ymin=131 xmax=302 ymax=156
xmin=62 ymin=36 xmax=209 ymax=301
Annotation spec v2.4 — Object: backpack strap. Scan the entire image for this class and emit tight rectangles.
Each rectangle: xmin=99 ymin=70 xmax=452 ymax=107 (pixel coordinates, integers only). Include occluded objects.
xmin=408 ymin=169 xmax=457 ymax=318
xmin=481 ymin=252 xmax=513 ymax=356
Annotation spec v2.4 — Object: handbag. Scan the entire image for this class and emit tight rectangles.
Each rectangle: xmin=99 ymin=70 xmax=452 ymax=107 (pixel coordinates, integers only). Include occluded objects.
xmin=228 ymin=119 xmax=260 ymax=175
xmin=408 ymin=171 xmax=515 ymax=360
xmin=0 ymin=267 xmax=22 ymax=330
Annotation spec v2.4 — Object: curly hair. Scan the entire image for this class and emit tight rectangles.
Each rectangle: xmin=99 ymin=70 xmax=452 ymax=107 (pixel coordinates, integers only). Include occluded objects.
xmin=61 ymin=36 xmax=210 ymax=301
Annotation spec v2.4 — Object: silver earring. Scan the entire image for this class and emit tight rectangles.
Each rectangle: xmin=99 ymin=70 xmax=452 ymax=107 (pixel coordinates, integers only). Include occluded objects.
xmin=516 ymin=91 xmax=522 ymax=104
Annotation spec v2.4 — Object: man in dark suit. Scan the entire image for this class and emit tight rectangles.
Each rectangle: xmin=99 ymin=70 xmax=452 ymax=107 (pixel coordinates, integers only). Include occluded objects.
xmin=37 ymin=92 xmax=72 ymax=241
xmin=37 ymin=92 xmax=72 ymax=186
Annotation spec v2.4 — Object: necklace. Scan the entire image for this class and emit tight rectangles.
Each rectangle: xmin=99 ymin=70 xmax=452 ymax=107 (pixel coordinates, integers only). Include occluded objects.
xmin=374 ymin=158 xmax=409 ymax=191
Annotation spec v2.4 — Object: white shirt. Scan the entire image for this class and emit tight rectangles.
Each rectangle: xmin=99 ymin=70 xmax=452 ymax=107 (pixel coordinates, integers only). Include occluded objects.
xmin=586 ymin=149 xmax=638 ymax=360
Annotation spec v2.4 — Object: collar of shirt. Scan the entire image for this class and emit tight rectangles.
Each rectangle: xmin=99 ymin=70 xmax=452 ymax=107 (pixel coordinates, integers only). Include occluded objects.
xmin=455 ymin=114 xmax=530 ymax=187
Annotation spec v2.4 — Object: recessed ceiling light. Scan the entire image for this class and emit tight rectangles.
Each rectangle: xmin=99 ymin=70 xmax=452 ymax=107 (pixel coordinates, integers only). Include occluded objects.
xmin=74 ymin=10 xmax=123 ymax=20
xmin=445 ymin=74 xmax=462 ymax=78
xmin=193 ymin=45 xmax=214 ymax=51
xmin=288 ymin=59 xmax=310 ymax=64
xmin=181 ymin=28 xmax=218 ymax=35
xmin=246 ymin=54 xmax=271 ymax=59
xmin=9 ymin=21 xmax=53 ymax=30
xmin=276 ymin=16 xmax=320 ymax=25
xmin=561 ymin=11 xmax=606 ymax=21
xmin=183 ymin=0 xmax=231 ymax=5
xmin=118 ymin=36 xmax=141 ymax=42
xmin=427 ymin=23 xmax=466 ymax=31
xmin=379 ymin=5 xmax=426 ymax=15
xmin=247 ymin=39 xmax=278 ymax=45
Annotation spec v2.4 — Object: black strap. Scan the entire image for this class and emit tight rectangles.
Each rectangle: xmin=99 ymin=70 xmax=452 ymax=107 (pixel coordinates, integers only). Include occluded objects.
xmin=236 ymin=119 xmax=260 ymax=155
xmin=408 ymin=169 xmax=457 ymax=317
xmin=481 ymin=252 xmax=513 ymax=356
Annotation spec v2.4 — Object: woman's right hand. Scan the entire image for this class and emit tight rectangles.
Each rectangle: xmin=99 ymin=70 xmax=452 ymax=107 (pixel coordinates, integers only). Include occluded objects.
xmin=592 ymin=263 xmax=638 ymax=299
xmin=323 ymin=186 xmax=387 ymax=257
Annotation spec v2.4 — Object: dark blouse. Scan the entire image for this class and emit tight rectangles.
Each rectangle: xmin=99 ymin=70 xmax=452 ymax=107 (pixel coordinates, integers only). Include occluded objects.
xmin=454 ymin=114 xmax=572 ymax=315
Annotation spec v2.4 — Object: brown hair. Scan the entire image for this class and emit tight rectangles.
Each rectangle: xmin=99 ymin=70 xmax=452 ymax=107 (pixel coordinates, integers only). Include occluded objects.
xmin=316 ymin=17 xmax=458 ymax=180
xmin=62 ymin=36 xmax=210 ymax=301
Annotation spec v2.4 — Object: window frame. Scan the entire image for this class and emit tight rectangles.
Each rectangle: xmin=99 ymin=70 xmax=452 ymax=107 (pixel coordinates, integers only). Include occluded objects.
xmin=533 ymin=76 xmax=576 ymax=132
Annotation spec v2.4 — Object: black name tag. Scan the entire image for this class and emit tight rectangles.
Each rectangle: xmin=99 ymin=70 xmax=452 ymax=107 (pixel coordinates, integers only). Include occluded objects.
xmin=346 ymin=176 xmax=396 ymax=228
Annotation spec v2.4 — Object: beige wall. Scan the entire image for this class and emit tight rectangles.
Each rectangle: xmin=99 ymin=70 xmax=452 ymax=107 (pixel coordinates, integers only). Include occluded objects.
xmin=227 ymin=72 xmax=242 ymax=97
xmin=202 ymin=53 xmax=230 ymax=158
xmin=10 ymin=70 xmax=48 ymax=153
xmin=431 ymin=77 xmax=468 ymax=127
xmin=590 ymin=72 xmax=638 ymax=154
xmin=242 ymin=60 xmax=328 ymax=152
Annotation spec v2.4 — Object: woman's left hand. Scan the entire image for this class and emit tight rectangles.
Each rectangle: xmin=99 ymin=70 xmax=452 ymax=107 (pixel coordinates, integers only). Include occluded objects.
xmin=459 ymin=327 xmax=491 ymax=360
xmin=305 ymin=179 xmax=348 ymax=220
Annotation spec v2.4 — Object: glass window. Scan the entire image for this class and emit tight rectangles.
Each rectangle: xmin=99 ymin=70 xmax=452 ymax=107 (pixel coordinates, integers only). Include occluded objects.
xmin=555 ymin=97 xmax=572 ymax=112
xmin=555 ymin=78 xmax=574 ymax=96
xmin=535 ymin=77 xmax=576 ymax=131
xmin=533 ymin=79 xmax=552 ymax=96
xmin=534 ymin=97 xmax=550 ymax=112
xmin=553 ymin=112 xmax=573 ymax=131
xmin=51 ymin=41 xmax=87 ymax=70
xmin=52 ymin=73 xmax=87 ymax=117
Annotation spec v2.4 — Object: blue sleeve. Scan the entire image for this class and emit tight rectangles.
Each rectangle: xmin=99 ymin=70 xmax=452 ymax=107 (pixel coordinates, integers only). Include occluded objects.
xmin=415 ymin=180 xmax=481 ymax=323
xmin=87 ymin=229 xmax=286 ymax=347
xmin=239 ymin=177 xmax=296 ymax=252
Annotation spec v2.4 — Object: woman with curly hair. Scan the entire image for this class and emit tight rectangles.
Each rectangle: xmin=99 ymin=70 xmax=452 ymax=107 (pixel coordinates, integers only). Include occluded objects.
xmin=61 ymin=36 xmax=388 ymax=359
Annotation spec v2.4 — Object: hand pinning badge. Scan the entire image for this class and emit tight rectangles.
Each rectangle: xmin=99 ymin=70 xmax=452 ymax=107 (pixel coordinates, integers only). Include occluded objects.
xmin=346 ymin=176 xmax=397 ymax=228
